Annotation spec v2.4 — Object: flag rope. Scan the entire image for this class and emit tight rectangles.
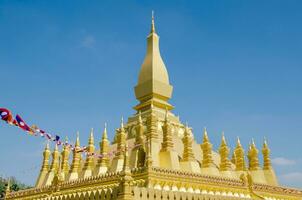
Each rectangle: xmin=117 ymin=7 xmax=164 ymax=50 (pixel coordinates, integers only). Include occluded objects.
xmin=0 ymin=108 xmax=143 ymax=159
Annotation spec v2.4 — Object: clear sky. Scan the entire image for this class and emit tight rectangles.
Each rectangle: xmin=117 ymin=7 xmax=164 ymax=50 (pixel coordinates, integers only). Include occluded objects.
xmin=0 ymin=0 xmax=302 ymax=188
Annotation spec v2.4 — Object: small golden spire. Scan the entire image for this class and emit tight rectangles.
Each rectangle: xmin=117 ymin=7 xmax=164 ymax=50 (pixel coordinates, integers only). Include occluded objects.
xmin=182 ymin=125 xmax=195 ymax=161
xmin=49 ymin=144 xmax=60 ymax=173
xmin=69 ymin=132 xmax=82 ymax=175
xmin=221 ymin=132 xmax=226 ymax=145
xmin=262 ymin=137 xmax=272 ymax=170
xmin=98 ymin=123 xmax=110 ymax=168
xmin=237 ymin=137 xmax=242 ymax=147
xmin=201 ymin=128 xmax=214 ymax=168
xmin=234 ymin=137 xmax=246 ymax=171
xmin=75 ymin=131 xmax=80 ymax=147
xmin=161 ymin=108 xmax=173 ymax=151
xmin=102 ymin=123 xmax=108 ymax=140
xmin=151 ymin=10 xmax=156 ymax=33
xmin=89 ymin=128 xmax=94 ymax=145
xmin=82 ymin=129 xmax=95 ymax=172
xmin=219 ymin=132 xmax=231 ymax=171
xmin=121 ymin=117 xmax=125 ymax=131
xmin=61 ymin=137 xmax=70 ymax=177
xmin=248 ymin=139 xmax=260 ymax=171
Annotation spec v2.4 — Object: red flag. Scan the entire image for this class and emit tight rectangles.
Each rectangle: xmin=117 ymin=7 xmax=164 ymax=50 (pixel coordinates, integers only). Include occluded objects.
xmin=0 ymin=108 xmax=17 ymax=126
xmin=15 ymin=114 xmax=34 ymax=134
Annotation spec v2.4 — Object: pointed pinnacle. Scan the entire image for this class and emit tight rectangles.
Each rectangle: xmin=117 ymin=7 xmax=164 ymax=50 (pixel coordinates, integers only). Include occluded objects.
xmin=121 ymin=117 xmax=124 ymax=129
xmin=102 ymin=123 xmax=108 ymax=139
xmin=89 ymin=128 xmax=94 ymax=144
xmin=45 ymin=141 xmax=50 ymax=150
xmin=76 ymin=131 xmax=80 ymax=147
xmin=263 ymin=137 xmax=268 ymax=148
xmin=221 ymin=132 xmax=227 ymax=145
xmin=251 ymin=138 xmax=256 ymax=148
xmin=203 ymin=127 xmax=209 ymax=141
xmin=151 ymin=10 xmax=156 ymax=33
xmin=237 ymin=137 xmax=242 ymax=147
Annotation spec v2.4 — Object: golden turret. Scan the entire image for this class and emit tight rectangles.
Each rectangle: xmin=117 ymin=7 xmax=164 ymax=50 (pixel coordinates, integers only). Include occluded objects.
xmin=161 ymin=109 xmax=173 ymax=151
xmin=182 ymin=125 xmax=195 ymax=162
xmin=35 ymin=142 xmax=51 ymax=187
xmin=68 ymin=132 xmax=81 ymax=181
xmin=248 ymin=139 xmax=260 ymax=171
xmin=61 ymin=137 xmax=70 ymax=177
xmin=218 ymin=133 xmax=231 ymax=171
xmin=82 ymin=128 xmax=95 ymax=177
xmin=234 ymin=137 xmax=246 ymax=171
xmin=262 ymin=138 xmax=272 ymax=170
xmin=201 ymin=128 xmax=214 ymax=168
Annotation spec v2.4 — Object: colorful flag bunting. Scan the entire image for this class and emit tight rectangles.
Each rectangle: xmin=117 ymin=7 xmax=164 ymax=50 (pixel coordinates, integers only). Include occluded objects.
xmin=15 ymin=114 xmax=34 ymax=134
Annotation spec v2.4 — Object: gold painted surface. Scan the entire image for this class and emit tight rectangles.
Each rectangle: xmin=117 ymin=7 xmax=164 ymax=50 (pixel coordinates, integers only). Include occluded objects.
xmin=6 ymin=14 xmax=302 ymax=200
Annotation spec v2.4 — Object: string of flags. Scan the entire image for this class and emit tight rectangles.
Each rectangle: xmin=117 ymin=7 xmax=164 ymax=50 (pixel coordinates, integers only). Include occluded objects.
xmin=0 ymin=107 xmax=142 ymax=159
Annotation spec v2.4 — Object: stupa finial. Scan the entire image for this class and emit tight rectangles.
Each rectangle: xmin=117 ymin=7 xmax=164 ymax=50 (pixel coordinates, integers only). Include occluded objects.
xmin=102 ymin=123 xmax=108 ymax=140
xmin=76 ymin=131 xmax=80 ymax=147
xmin=121 ymin=117 xmax=124 ymax=130
xmin=89 ymin=128 xmax=94 ymax=145
xmin=151 ymin=10 xmax=156 ymax=33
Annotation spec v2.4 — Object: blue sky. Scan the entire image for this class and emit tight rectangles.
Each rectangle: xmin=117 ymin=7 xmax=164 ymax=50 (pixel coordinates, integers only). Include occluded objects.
xmin=0 ymin=0 xmax=302 ymax=188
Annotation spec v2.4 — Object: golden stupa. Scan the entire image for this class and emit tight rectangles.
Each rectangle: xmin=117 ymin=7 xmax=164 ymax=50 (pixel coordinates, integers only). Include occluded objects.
xmin=5 ymin=14 xmax=302 ymax=200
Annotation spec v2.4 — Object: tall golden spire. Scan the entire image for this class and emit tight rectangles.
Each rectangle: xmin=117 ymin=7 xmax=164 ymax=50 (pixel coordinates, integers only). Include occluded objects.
xmin=201 ymin=128 xmax=214 ymax=168
xmin=182 ymin=125 xmax=195 ymax=161
xmin=134 ymin=12 xmax=173 ymax=111
xmin=234 ymin=137 xmax=246 ymax=171
xmin=248 ymin=139 xmax=260 ymax=170
xmin=262 ymin=138 xmax=272 ymax=170
xmin=219 ymin=133 xmax=231 ymax=171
